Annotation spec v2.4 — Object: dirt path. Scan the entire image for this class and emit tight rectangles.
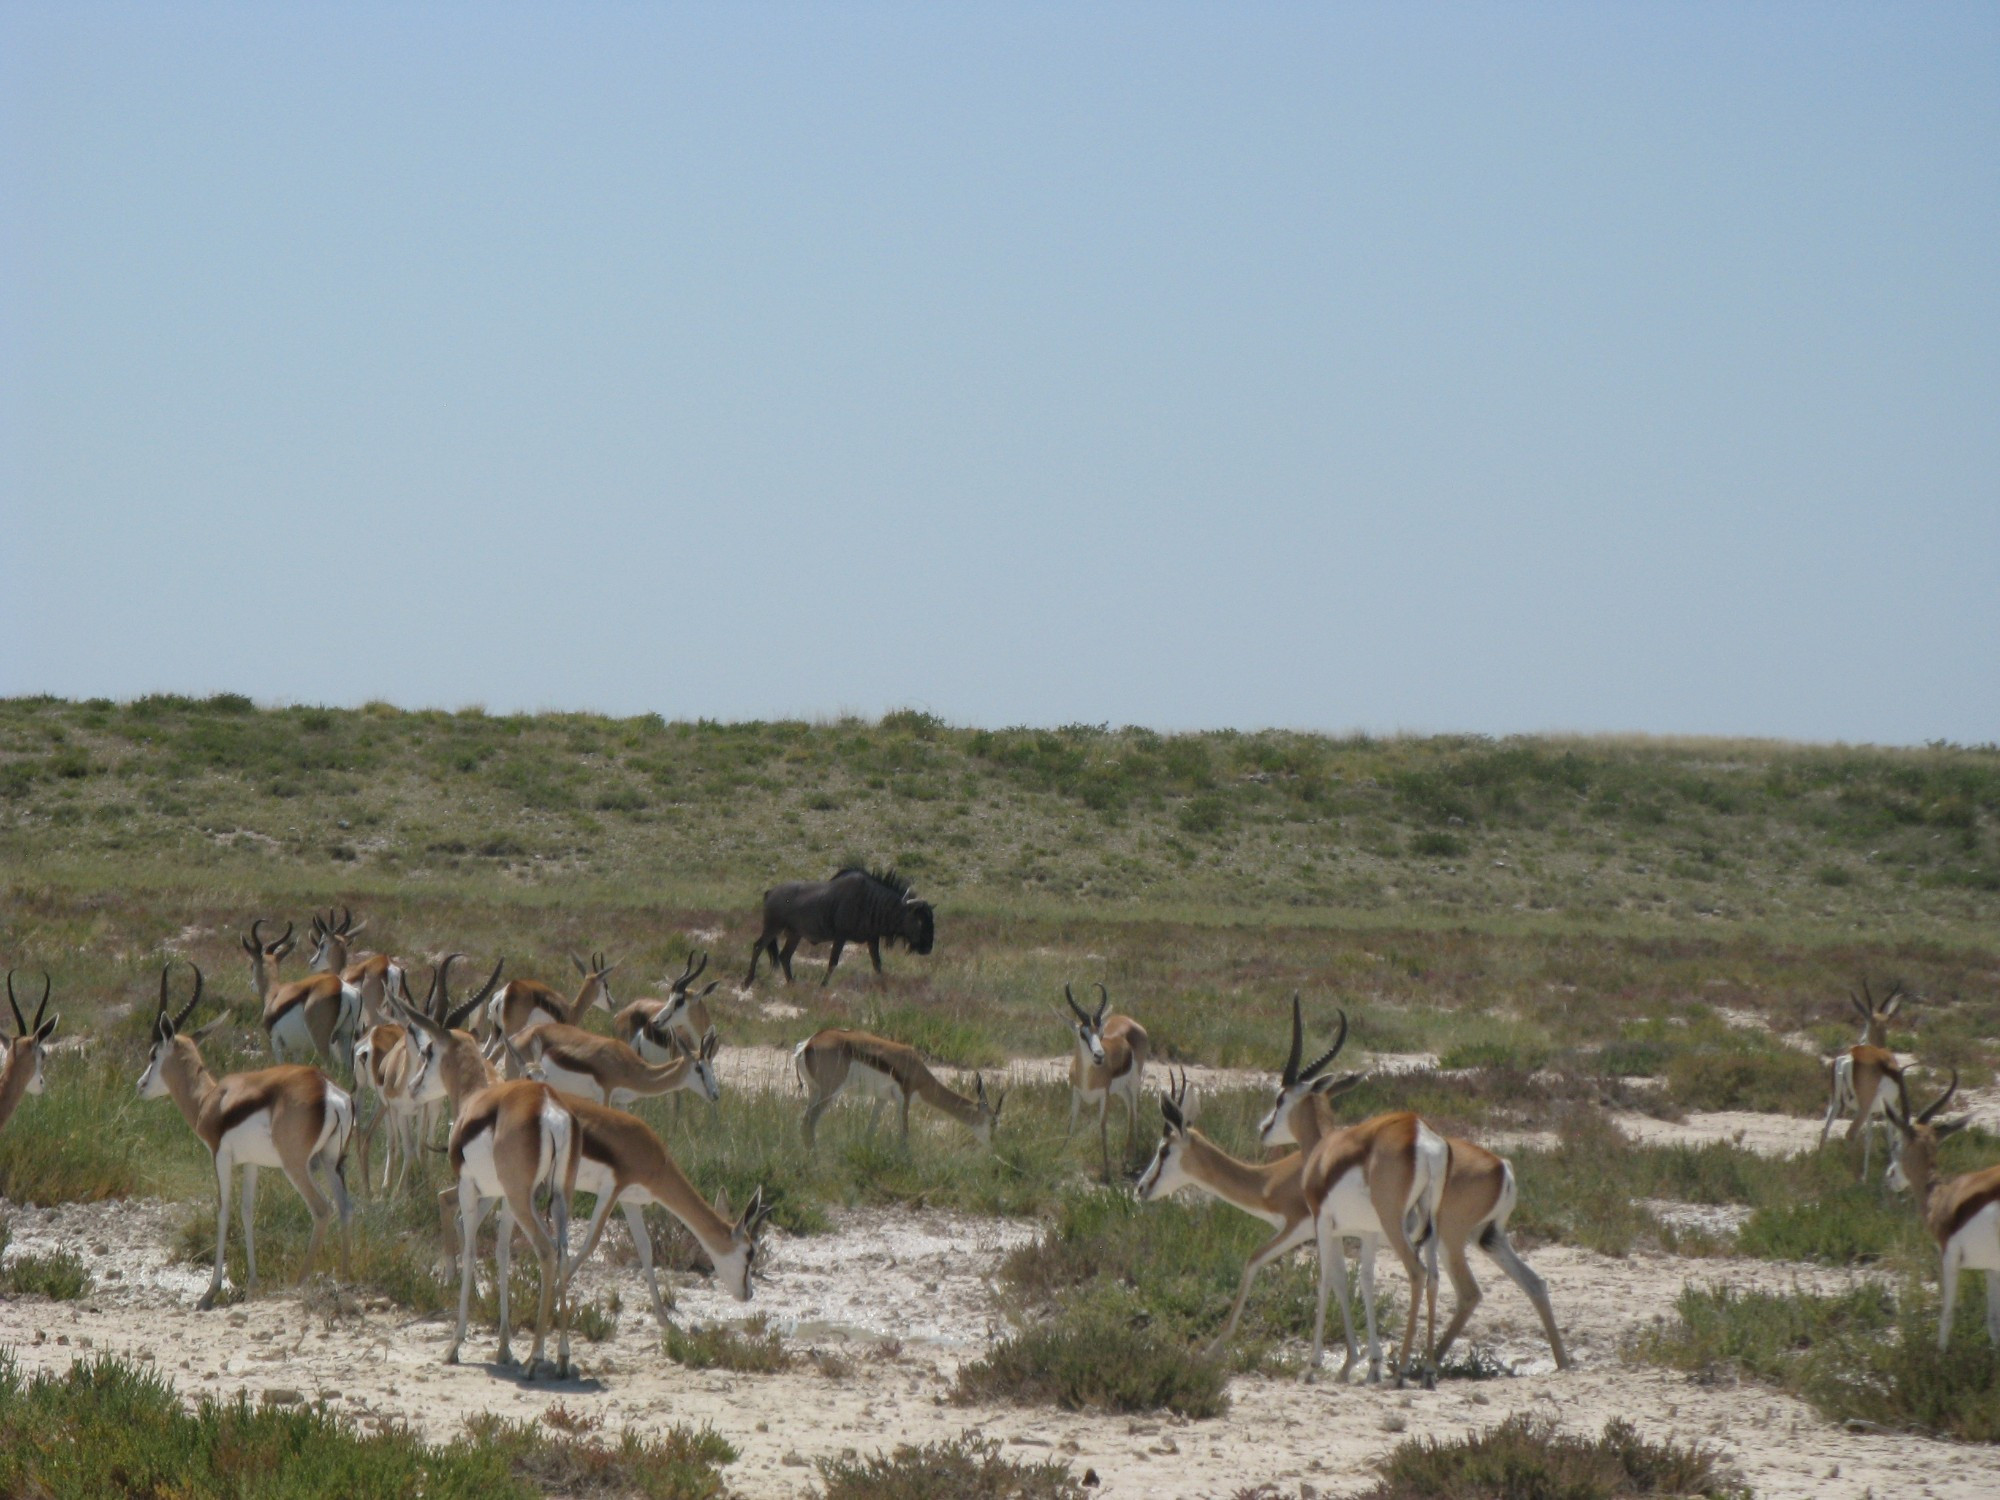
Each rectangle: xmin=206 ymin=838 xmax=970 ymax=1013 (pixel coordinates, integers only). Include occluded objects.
xmin=4 ymin=1197 xmax=1995 ymax=1499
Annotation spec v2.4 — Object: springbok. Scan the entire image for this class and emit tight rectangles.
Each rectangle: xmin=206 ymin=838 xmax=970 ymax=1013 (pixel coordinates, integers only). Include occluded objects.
xmin=793 ymin=1029 xmax=1003 ymax=1149
xmin=509 ymin=1020 xmax=721 ymax=1108
xmin=1887 ymin=1070 xmax=2000 ymax=1349
xmin=484 ymin=952 xmax=618 ymax=1041
xmin=1258 ymin=997 xmax=1569 ymax=1371
xmin=0 ymin=972 xmax=58 ymax=1134
xmin=554 ymin=1097 xmax=774 ymax=1331
xmin=137 ymin=963 xmax=354 ymax=1311
xmin=354 ymin=957 xmax=504 ymax=1193
xmin=1818 ymin=979 xmax=1910 ymax=1178
xmin=1059 ymin=983 xmax=1150 ymax=1183
xmin=307 ymin=908 xmax=404 ymax=1028
xmin=612 ymin=951 xmax=723 ymax=1063
xmin=396 ymin=965 xmax=580 ymax=1377
xmin=244 ymin=918 xmax=361 ymax=1074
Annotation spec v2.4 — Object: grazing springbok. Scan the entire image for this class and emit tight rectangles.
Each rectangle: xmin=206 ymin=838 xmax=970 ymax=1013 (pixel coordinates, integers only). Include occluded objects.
xmin=1818 ymin=979 xmax=1910 ymax=1178
xmin=1059 ymin=983 xmax=1150 ymax=1183
xmin=554 ymin=1097 xmax=773 ymax=1331
xmin=612 ymin=951 xmax=723 ymax=1063
xmin=483 ymin=952 xmax=618 ymax=1042
xmin=1259 ymin=997 xmax=1569 ymax=1372
xmin=307 ymin=908 xmax=404 ymax=1028
xmin=396 ymin=966 xmax=580 ymax=1377
xmin=1887 ymin=1070 xmax=2000 ymax=1349
xmin=793 ymin=1029 xmax=1003 ymax=1150
xmin=244 ymin=918 xmax=360 ymax=1074
xmin=509 ymin=1020 xmax=721 ymax=1108
xmin=0 ymin=972 xmax=58 ymax=1134
xmin=137 ymin=963 xmax=354 ymax=1310
xmin=1138 ymin=1067 xmax=1364 ymax=1360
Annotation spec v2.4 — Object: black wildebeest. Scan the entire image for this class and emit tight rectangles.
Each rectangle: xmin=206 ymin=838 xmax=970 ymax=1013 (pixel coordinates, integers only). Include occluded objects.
xmin=746 ymin=867 xmax=936 ymax=985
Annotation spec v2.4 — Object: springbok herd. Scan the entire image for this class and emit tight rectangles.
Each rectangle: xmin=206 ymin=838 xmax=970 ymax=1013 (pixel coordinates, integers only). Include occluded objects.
xmin=2 ymin=911 xmax=1999 ymax=1389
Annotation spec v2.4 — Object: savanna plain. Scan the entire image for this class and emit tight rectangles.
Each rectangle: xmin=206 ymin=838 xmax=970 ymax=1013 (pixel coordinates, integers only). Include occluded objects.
xmin=2 ymin=696 xmax=1999 ymax=1498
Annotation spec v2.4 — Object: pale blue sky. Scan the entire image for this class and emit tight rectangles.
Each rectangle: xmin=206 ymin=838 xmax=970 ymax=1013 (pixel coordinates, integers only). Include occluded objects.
xmin=4 ymin=4 xmax=1995 ymax=742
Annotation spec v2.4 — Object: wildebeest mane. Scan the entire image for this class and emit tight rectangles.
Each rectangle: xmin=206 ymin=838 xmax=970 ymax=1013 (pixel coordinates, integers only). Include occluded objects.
xmin=833 ymin=865 xmax=914 ymax=899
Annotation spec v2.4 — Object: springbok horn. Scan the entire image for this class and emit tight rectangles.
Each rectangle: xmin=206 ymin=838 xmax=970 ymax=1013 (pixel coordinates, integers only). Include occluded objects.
xmin=157 ymin=963 xmax=172 ymax=1019
xmin=1093 ymin=982 xmax=1110 ymax=1024
xmin=6 ymin=972 xmax=25 ymax=1036
xmin=428 ymin=953 xmax=463 ymax=1021
xmin=687 ymin=951 xmax=708 ymax=984
xmin=173 ymin=964 xmax=204 ymax=1031
xmin=1849 ymin=989 xmax=1871 ymax=1022
xmin=1298 ymin=1008 xmax=1349 ymax=1083
xmin=1161 ymin=1087 xmax=1184 ymax=1131
xmin=276 ymin=919 xmax=294 ymax=950
xmin=448 ymin=957 xmax=506 ymax=1029
xmin=341 ymin=906 xmax=353 ymax=933
xmin=1919 ymin=1069 xmax=1960 ymax=1125
xmin=1282 ymin=993 xmax=1305 ymax=1086
xmin=32 ymin=972 xmax=49 ymax=1032
xmin=1065 ymin=984 xmax=1092 ymax=1026
xmin=250 ymin=917 xmax=270 ymax=950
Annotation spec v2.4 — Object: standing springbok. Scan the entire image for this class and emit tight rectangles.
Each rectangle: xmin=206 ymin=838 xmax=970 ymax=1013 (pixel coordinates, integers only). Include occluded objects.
xmin=307 ymin=908 xmax=404 ymax=1028
xmin=1258 ymin=997 xmax=1569 ymax=1371
xmin=0 ymin=972 xmax=58 ymax=1134
xmin=509 ymin=1020 xmax=721 ymax=1108
xmin=354 ymin=957 xmax=505 ymax=1194
xmin=244 ymin=918 xmax=361 ymax=1074
xmin=1887 ymin=1070 xmax=2000 ymax=1349
xmin=553 ymin=1097 xmax=773 ymax=1331
xmin=1818 ymin=979 xmax=1909 ymax=1178
xmin=137 ymin=963 xmax=354 ymax=1311
xmin=483 ymin=952 xmax=618 ymax=1041
xmin=793 ymin=1030 xmax=1003 ymax=1150
xmin=1060 ymin=983 xmax=1150 ymax=1183
xmin=395 ymin=965 xmax=580 ymax=1378
xmin=612 ymin=951 xmax=722 ymax=1063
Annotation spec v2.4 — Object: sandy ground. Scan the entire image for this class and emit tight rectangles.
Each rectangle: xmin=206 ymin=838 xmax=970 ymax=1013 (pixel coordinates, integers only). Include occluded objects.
xmin=4 ymin=1193 xmax=1997 ymax=1499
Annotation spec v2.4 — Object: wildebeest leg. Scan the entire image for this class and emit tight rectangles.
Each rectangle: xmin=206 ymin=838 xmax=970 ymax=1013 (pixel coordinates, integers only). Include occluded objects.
xmin=822 ymin=940 xmax=845 ymax=985
xmin=867 ymin=938 xmax=883 ymax=973
xmin=745 ymin=938 xmax=764 ymax=985
xmin=778 ymin=934 xmax=799 ymax=983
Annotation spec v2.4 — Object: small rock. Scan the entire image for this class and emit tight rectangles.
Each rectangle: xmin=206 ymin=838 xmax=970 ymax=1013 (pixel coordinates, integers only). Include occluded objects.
xmin=55 ymin=1335 xmax=69 ymax=1346
xmin=1083 ymin=1470 xmax=1100 ymax=1487
xmin=780 ymin=1451 xmax=808 ymax=1467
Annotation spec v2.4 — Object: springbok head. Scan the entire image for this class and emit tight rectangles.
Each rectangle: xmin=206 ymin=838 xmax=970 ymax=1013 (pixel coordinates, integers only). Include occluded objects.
xmin=1059 ymin=983 xmax=1112 ymax=1066
xmin=1849 ymin=978 xmax=1907 ymax=1047
xmin=1886 ymin=1068 xmax=1968 ymax=1196
xmin=5 ymin=970 xmax=57 ymax=1097
xmin=1257 ymin=995 xmax=1363 ymax=1148
xmin=137 ymin=963 xmax=206 ymax=1097
xmin=1137 ymin=1068 xmax=1197 ymax=1201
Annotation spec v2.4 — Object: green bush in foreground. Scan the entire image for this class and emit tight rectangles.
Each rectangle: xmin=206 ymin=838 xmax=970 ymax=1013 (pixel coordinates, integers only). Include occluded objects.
xmin=0 ymin=1353 xmax=734 ymax=1499
xmin=814 ymin=1432 xmax=1085 ymax=1500
xmin=0 ymin=1248 xmax=92 ymax=1301
xmin=1636 ymin=1281 xmax=2000 ymax=1442
xmin=955 ymin=1295 xmax=1229 ymax=1418
xmin=1356 ymin=1414 xmax=1750 ymax=1500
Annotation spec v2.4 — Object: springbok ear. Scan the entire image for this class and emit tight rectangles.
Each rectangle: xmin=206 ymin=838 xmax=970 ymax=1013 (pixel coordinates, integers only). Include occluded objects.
xmin=1882 ymin=992 xmax=1903 ymax=1018
xmin=698 ymin=980 xmax=721 ymax=997
xmin=715 ymin=1185 xmax=733 ymax=1220
xmin=1311 ymin=1070 xmax=1366 ymax=1101
xmin=570 ymin=953 xmax=588 ymax=974
xmin=34 ymin=1016 xmax=58 ymax=1044
xmin=1936 ymin=1117 xmax=1971 ymax=1139
xmin=192 ymin=1013 xmax=230 ymax=1042
xmin=702 ymin=1027 xmax=719 ymax=1060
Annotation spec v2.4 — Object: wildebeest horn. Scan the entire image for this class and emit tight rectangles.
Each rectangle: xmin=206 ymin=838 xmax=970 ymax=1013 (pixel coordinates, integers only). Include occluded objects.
xmin=7 ymin=971 xmax=25 ymax=1036
xmin=1919 ymin=1069 xmax=1960 ymax=1125
xmin=1064 ymin=984 xmax=1092 ymax=1026
xmin=1093 ymin=983 xmax=1110 ymax=1025
xmin=173 ymin=963 xmax=204 ymax=1031
xmin=1282 ymin=993 xmax=1305 ymax=1086
xmin=1299 ymin=1008 xmax=1348 ymax=1083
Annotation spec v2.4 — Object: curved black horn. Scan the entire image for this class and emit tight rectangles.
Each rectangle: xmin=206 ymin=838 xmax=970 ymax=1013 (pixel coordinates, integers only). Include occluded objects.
xmin=1298 ymin=1008 xmax=1348 ymax=1083
xmin=448 ymin=957 xmax=505 ymax=1030
xmin=1093 ymin=982 xmax=1110 ymax=1024
xmin=157 ymin=962 xmax=173 ymax=1021
xmin=250 ymin=917 xmax=270 ymax=951
xmin=173 ymin=964 xmax=204 ymax=1030
xmin=275 ymin=919 xmax=294 ymax=950
xmin=31 ymin=972 xmax=49 ymax=1032
xmin=426 ymin=953 xmax=462 ymax=1022
xmin=6 ymin=971 xmax=25 ymax=1036
xmin=1919 ymin=1069 xmax=1960 ymax=1126
xmin=1064 ymin=984 xmax=1092 ymax=1026
xmin=1282 ymin=992 xmax=1305 ymax=1086
xmin=686 ymin=950 xmax=707 ymax=983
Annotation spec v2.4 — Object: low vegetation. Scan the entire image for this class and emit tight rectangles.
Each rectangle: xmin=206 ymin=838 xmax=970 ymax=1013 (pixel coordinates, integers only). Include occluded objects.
xmin=662 ymin=1315 xmax=793 ymax=1374
xmin=954 ymin=1296 xmax=1230 ymax=1418
xmin=1354 ymin=1414 xmax=1750 ymax=1500
xmin=0 ymin=1353 xmax=735 ymax=1499
xmin=814 ymin=1432 xmax=1085 ymax=1500
xmin=1635 ymin=1281 xmax=2000 ymax=1442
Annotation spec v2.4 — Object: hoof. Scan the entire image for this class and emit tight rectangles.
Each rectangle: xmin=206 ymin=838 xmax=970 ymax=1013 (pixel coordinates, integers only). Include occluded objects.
xmin=196 ymin=1290 xmax=219 ymax=1312
xmin=444 ymin=1348 xmax=460 ymax=1366
xmin=1299 ymin=1367 xmax=1319 ymax=1386
xmin=495 ymin=1349 xmax=517 ymax=1369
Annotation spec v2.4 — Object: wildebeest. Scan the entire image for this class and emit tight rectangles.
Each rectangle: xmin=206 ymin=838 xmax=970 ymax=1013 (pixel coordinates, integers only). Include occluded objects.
xmin=746 ymin=867 xmax=936 ymax=985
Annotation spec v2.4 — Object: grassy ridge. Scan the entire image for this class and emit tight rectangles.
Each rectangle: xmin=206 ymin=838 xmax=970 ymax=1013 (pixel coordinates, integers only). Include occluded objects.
xmin=2 ymin=695 xmax=1996 ymax=931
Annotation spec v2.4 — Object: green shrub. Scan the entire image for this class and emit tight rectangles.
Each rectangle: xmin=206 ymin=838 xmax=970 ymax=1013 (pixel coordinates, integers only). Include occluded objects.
xmin=1357 ymin=1414 xmax=1749 ymax=1500
xmin=663 ymin=1316 xmax=793 ymax=1373
xmin=955 ymin=1296 xmax=1229 ymax=1418
xmin=1665 ymin=1045 xmax=1825 ymax=1114
xmin=814 ymin=1432 xmax=1085 ymax=1500
xmin=0 ymin=1250 xmax=91 ymax=1301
